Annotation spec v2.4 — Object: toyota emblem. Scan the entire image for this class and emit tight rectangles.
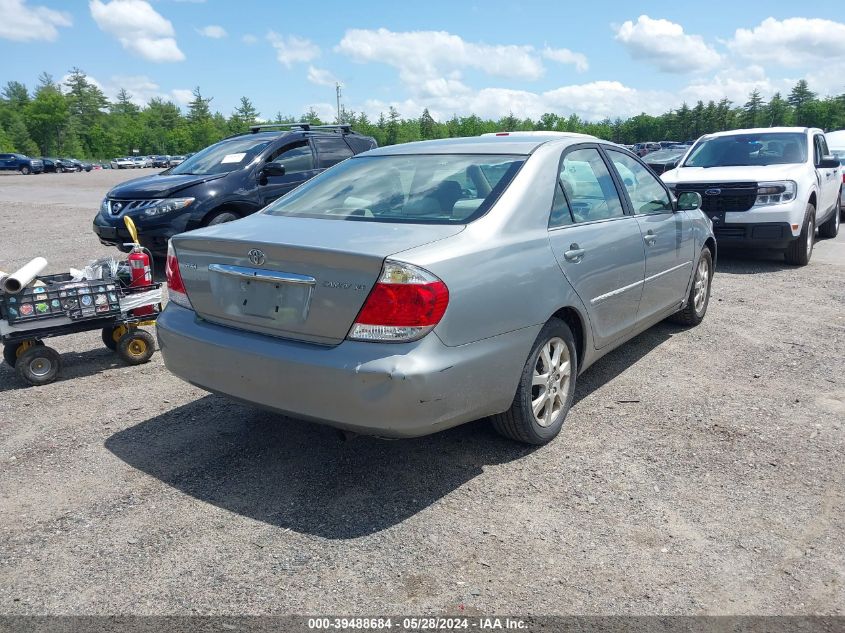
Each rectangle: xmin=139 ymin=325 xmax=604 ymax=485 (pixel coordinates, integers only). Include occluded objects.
xmin=247 ymin=248 xmax=266 ymax=266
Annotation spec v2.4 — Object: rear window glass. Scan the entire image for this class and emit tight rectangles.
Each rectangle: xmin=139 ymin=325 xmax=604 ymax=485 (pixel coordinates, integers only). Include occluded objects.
xmin=263 ymin=154 xmax=525 ymax=224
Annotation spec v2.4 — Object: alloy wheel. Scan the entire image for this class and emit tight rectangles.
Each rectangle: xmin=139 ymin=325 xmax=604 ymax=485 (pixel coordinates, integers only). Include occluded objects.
xmin=531 ymin=337 xmax=571 ymax=427
xmin=693 ymin=257 xmax=710 ymax=314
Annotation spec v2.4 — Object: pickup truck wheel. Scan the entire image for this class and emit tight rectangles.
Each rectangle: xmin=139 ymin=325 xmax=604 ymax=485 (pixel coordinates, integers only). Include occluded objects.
xmin=785 ymin=205 xmax=815 ymax=266
xmin=205 ymin=210 xmax=239 ymax=226
xmin=491 ymin=318 xmax=577 ymax=445
xmin=20 ymin=166 xmax=30 ymax=175
xmin=819 ymin=197 xmax=840 ymax=239
xmin=670 ymin=247 xmax=712 ymax=326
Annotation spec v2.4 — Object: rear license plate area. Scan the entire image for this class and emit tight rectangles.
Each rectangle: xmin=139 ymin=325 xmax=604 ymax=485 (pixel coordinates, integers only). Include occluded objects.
xmin=209 ymin=267 xmax=314 ymax=325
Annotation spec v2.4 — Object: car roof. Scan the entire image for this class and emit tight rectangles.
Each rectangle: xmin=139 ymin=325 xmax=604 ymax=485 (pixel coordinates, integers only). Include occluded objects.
xmin=703 ymin=127 xmax=817 ymax=138
xmin=366 ymin=133 xmax=598 ymax=156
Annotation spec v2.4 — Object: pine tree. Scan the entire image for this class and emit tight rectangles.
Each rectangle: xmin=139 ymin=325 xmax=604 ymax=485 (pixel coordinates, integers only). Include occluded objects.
xmin=742 ymin=89 xmax=765 ymax=128
xmin=788 ymin=80 xmax=816 ymax=126
xmin=187 ymin=87 xmax=212 ymax=123
xmin=419 ymin=108 xmax=435 ymax=139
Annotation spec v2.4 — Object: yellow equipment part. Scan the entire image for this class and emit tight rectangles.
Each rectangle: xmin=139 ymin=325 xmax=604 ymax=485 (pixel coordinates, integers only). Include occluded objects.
xmin=123 ymin=216 xmax=140 ymax=245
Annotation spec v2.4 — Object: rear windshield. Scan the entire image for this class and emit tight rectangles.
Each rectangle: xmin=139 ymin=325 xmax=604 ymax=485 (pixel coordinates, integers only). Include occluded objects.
xmin=263 ymin=154 xmax=525 ymax=224
xmin=169 ymin=137 xmax=271 ymax=176
xmin=683 ymin=132 xmax=807 ymax=167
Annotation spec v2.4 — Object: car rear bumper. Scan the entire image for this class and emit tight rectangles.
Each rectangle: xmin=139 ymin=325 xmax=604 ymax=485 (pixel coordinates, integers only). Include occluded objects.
xmin=157 ymin=303 xmax=536 ymax=437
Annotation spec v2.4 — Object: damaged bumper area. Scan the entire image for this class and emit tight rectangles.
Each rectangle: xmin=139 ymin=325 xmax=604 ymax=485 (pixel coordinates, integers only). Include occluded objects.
xmin=157 ymin=303 xmax=538 ymax=437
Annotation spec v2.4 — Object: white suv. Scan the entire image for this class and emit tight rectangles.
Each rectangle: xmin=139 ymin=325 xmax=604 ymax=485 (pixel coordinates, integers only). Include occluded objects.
xmin=661 ymin=127 xmax=841 ymax=265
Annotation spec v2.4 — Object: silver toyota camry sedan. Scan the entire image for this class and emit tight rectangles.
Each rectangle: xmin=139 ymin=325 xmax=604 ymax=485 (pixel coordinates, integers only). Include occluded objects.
xmin=158 ymin=133 xmax=715 ymax=445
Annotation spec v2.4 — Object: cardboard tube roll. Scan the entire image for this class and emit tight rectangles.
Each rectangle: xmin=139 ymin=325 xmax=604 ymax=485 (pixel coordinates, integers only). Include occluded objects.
xmin=3 ymin=257 xmax=48 ymax=294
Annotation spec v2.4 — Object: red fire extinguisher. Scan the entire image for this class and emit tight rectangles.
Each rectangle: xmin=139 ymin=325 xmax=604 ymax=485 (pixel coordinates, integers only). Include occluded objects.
xmin=124 ymin=217 xmax=154 ymax=316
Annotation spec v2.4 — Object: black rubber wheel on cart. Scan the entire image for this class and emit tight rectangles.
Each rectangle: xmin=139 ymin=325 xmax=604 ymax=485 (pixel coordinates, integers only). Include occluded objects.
xmin=116 ymin=329 xmax=155 ymax=365
xmin=101 ymin=324 xmax=128 ymax=351
xmin=15 ymin=345 xmax=61 ymax=386
xmin=3 ymin=340 xmax=44 ymax=368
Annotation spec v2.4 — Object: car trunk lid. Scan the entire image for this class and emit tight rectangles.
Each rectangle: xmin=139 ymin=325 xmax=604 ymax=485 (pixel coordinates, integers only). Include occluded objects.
xmin=172 ymin=213 xmax=464 ymax=345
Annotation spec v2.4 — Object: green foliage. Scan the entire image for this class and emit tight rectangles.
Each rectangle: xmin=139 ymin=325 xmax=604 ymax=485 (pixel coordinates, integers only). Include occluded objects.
xmin=0 ymin=70 xmax=844 ymax=160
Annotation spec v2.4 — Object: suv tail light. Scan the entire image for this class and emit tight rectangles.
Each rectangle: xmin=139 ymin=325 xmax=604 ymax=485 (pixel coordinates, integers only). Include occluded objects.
xmin=348 ymin=261 xmax=449 ymax=343
xmin=165 ymin=241 xmax=192 ymax=309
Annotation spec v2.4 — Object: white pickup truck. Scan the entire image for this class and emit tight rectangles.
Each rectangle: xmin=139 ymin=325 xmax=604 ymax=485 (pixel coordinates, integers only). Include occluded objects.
xmin=661 ymin=127 xmax=841 ymax=265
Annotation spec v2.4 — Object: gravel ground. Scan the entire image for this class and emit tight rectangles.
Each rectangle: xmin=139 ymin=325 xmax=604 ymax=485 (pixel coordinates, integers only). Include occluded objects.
xmin=0 ymin=170 xmax=843 ymax=616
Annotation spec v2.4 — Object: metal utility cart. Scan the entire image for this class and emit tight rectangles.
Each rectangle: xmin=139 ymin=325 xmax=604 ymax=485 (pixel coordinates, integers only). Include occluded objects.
xmin=0 ymin=272 xmax=162 ymax=386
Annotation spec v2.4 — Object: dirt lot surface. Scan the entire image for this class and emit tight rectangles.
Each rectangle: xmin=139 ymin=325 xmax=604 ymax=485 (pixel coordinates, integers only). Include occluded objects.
xmin=0 ymin=170 xmax=843 ymax=616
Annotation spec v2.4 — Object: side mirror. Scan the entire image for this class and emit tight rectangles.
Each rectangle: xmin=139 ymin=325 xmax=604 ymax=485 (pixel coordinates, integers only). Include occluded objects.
xmin=262 ymin=162 xmax=286 ymax=177
xmin=676 ymin=191 xmax=702 ymax=211
xmin=818 ymin=155 xmax=840 ymax=169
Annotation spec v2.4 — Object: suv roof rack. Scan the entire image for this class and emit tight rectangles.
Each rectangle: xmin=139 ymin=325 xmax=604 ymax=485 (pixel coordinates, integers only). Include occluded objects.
xmin=248 ymin=122 xmax=354 ymax=134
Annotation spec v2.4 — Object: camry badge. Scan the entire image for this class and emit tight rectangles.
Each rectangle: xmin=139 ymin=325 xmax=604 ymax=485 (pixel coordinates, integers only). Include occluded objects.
xmin=705 ymin=188 xmax=721 ymax=196
xmin=247 ymin=248 xmax=266 ymax=266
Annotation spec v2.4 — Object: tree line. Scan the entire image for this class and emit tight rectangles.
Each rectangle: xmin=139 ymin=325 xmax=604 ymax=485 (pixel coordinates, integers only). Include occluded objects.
xmin=1 ymin=68 xmax=844 ymax=160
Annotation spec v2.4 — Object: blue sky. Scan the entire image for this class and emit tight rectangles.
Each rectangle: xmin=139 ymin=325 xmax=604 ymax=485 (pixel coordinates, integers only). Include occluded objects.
xmin=1 ymin=0 xmax=843 ymax=122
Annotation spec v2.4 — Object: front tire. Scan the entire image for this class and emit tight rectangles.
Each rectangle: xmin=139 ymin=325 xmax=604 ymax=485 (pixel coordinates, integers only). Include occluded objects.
xmin=116 ymin=329 xmax=155 ymax=365
xmin=20 ymin=166 xmax=30 ymax=175
xmin=670 ymin=247 xmax=713 ymax=326
xmin=819 ymin=197 xmax=840 ymax=239
xmin=205 ymin=210 xmax=239 ymax=226
xmin=16 ymin=345 xmax=61 ymax=386
xmin=785 ymin=204 xmax=815 ymax=266
xmin=491 ymin=318 xmax=577 ymax=445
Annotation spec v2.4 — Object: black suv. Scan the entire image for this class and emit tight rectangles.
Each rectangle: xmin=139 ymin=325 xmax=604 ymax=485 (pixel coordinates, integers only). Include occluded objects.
xmin=93 ymin=124 xmax=377 ymax=255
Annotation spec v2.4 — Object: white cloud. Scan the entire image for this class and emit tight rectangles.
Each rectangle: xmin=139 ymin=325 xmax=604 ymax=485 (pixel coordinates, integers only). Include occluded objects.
xmin=242 ymin=33 xmax=257 ymax=45
xmin=542 ymin=47 xmax=588 ymax=73
xmin=197 ymin=24 xmax=226 ymax=39
xmin=307 ymin=66 xmax=338 ymax=87
xmin=65 ymin=72 xmax=191 ymax=107
xmin=680 ymin=65 xmax=794 ymax=104
xmin=614 ymin=15 xmax=721 ymax=73
xmin=266 ymin=32 xmax=320 ymax=67
xmin=89 ymin=0 xmax=185 ymax=63
xmin=336 ymin=28 xmax=587 ymax=85
xmin=357 ymin=79 xmax=673 ymax=124
xmin=729 ymin=17 xmax=845 ymax=67
xmin=0 ymin=0 xmax=71 ymax=42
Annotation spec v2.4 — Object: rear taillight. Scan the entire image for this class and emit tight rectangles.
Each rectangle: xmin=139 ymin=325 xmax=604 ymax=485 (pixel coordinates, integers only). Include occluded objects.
xmin=348 ymin=261 xmax=449 ymax=343
xmin=165 ymin=241 xmax=192 ymax=309
xmin=842 ymin=173 xmax=844 ymax=184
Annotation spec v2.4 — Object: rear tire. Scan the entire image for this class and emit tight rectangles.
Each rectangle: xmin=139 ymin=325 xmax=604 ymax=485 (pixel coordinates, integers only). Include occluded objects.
xmin=670 ymin=248 xmax=712 ymax=326
xmin=785 ymin=204 xmax=815 ymax=266
xmin=102 ymin=325 xmax=128 ymax=351
xmin=116 ymin=329 xmax=155 ymax=365
xmin=491 ymin=318 xmax=577 ymax=445
xmin=56 ymin=165 xmax=64 ymax=173
xmin=819 ymin=199 xmax=840 ymax=239
xmin=16 ymin=345 xmax=61 ymax=386
xmin=205 ymin=210 xmax=239 ymax=226
xmin=3 ymin=340 xmax=44 ymax=368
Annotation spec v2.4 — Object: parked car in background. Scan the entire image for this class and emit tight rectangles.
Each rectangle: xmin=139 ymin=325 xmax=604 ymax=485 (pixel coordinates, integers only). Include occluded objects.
xmin=131 ymin=157 xmax=150 ymax=168
xmin=39 ymin=157 xmax=59 ymax=173
xmin=0 ymin=153 xmax=43 ymax=175
xmin=114 ymin=157 xmax=135 ymax=169
xmin=825 ymin=130 xmax=845 ymax=216
xmin=157 ymin=132 xmax=715 ymax=445
xmin=59 ymin=158 xmax=82 ymax=172
xmin=662 ymin=127 xmax=841 ymax=265
xmin=643 ymin=147 xmax=688 ymax=174
xmin=152 ymin=155 xmax=170 ymax=168
xmin=633 ymin=142 xmax=661 ymax=157
xmin=94 ymin=123 xmax=378 ymax=256
xmin=168 ymin=155 xmax=186 ymax=167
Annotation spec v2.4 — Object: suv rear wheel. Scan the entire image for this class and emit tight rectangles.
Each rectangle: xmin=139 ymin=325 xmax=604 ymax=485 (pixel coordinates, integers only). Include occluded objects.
xmin=785 ymin=204 xmax=815 ymax=266
xmin=819 ymin=195 xmax=840 ymax=239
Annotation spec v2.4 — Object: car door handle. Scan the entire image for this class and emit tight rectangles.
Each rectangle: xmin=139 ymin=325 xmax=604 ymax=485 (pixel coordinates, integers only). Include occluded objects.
xmin=643 ymin=231 xmax=657 ymax=245
xmin=563 ymin=244 xmax=585 ymax=262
